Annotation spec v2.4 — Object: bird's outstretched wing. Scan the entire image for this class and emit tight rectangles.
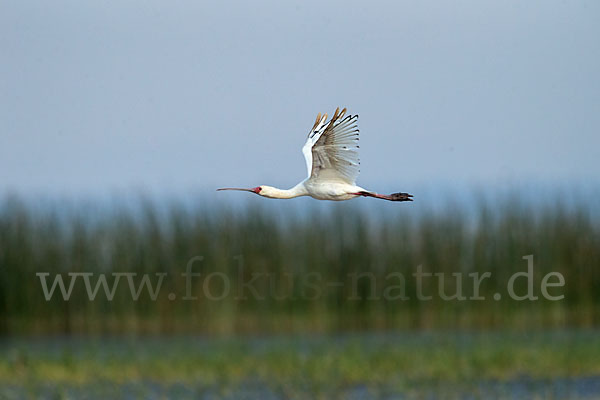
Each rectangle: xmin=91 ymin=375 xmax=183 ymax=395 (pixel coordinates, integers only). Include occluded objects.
xmin=301 ymin=107 xmax=360 ymax=184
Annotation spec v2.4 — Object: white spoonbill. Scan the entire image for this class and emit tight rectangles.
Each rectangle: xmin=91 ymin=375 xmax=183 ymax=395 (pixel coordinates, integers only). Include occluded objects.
xmin=218 ymin=107 xmax=413 ymax=202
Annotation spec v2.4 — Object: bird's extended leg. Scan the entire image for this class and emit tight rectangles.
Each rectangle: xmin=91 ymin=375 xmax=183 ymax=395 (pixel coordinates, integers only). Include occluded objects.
xmin=353 ymin=191 xmax=413 ymax=202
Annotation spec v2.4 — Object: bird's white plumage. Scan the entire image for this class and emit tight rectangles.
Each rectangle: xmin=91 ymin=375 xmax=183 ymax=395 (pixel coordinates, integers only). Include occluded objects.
xmin=301 ymin=108 xmax=360 ymax=184
xmin=218 ymin=107 xmax=413 ymax=203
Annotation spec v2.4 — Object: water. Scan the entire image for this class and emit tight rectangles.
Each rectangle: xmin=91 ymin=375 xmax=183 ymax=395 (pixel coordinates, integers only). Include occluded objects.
xmin=2 ymin=331 xmax=599 ymax=399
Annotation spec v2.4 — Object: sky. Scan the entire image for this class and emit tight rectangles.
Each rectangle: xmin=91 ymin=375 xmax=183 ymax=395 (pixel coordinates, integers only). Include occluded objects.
xmin=1 ymin=0 xmax=599 ymax=199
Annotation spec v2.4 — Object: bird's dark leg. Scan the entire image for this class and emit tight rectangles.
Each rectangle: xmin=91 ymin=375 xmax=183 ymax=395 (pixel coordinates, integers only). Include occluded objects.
xmin=353 ymin=191 xmax=413 ymax=202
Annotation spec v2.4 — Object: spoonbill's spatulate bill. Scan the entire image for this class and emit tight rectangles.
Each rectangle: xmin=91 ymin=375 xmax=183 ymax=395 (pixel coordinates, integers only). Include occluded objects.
xmin=218 ymin=107 xmax=413 ymax=202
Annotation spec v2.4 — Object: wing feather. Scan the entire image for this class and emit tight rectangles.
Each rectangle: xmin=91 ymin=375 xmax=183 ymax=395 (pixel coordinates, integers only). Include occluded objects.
xmin=301 ymin=107 xmax=360 ymax=184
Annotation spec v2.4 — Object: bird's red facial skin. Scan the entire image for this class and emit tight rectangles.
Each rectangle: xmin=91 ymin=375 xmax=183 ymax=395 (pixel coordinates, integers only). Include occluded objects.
xmin=252 ymin=186 xmax=262 ymax=194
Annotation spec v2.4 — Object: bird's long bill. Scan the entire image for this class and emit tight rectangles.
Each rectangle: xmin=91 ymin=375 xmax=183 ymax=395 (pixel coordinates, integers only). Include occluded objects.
xmin=217 ymin=187 xmax=257 ymax=193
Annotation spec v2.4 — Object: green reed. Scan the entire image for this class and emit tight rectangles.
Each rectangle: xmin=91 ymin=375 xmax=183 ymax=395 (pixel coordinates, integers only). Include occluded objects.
xmin=0 ymin=193 xmax=598 ymax=335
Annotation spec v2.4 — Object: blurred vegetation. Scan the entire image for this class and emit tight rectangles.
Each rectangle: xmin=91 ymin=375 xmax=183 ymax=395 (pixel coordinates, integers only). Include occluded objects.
xmin=0 ymin=193 xmax=598 ymax=335
xmin=2 ymin=331 xmax=600 ymax=398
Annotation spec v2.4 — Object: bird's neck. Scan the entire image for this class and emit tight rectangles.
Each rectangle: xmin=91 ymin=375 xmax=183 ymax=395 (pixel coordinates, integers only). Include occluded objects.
xmin=264 ymin=183 xmax=308 ymax=199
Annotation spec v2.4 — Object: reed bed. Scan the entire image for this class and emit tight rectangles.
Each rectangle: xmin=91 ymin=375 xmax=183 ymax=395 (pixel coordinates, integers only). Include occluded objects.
xmin=0 ymin=193 xmax=598 ymax=335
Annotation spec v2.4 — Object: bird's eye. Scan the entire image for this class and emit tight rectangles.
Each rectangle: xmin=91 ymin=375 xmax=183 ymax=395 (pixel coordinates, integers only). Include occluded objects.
xmin=258 ymin=187 xmax=262 ymax=191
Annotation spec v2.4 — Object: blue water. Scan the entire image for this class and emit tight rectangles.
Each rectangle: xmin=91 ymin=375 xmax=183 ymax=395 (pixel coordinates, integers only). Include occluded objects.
xmin=2 ymin=332 xmax=600 ymax=399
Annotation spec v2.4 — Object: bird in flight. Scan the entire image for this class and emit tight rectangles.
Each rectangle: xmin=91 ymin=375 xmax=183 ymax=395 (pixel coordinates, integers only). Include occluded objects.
xmin=218 ymin=107 xmax=413 ymax=202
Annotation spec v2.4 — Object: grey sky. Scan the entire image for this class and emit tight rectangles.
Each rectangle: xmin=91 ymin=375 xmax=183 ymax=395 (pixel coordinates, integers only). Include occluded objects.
xmin=1 ymin=0 xmax=599 ymax=197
